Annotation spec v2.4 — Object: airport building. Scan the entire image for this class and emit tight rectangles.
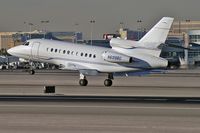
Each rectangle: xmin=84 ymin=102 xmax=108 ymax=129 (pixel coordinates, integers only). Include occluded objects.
xmin=166 ymin=20 xmax=200 ymax=66
xmin=0 ymin=31 xmax=83 ymax=50
xmin=171 ymin=20 xmax=200 ymax=34
xmin=0 ymin=32 xmax=18 ymax=50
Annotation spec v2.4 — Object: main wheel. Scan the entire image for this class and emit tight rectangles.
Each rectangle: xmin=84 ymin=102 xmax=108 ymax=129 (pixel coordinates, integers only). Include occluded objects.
xmin=79 ymin=79 xmax=88 ymax=86
xmin=29 ymin=70 xmax=35 ymax=75
xmin=104 ymin=79 xmax=112 ymax=87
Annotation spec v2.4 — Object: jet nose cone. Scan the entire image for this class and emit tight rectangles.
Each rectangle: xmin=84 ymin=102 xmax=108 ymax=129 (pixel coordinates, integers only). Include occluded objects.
xmin=7 ymin=48 xmax=14 ymax=55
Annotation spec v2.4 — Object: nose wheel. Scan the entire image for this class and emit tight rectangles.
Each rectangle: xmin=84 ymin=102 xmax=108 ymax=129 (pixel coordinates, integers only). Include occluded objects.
xmin=28 ymin=60 xmax=35 ymax=75
xmin=29 ymin=69 xmax=35 ymax=75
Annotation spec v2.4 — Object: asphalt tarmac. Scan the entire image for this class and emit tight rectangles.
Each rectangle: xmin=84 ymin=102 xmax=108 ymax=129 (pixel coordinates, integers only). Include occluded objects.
xmin=0 ymin=69 xmax=199 ymax=133
xmin=0 ymin=101 xmax=200 ymax=133
xmin=0 ymin=69 xmax=200 ymax=97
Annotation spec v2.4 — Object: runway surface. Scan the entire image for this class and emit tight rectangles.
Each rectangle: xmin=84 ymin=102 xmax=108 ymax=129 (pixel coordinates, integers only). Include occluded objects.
xmin=0 ymin=69 xmax=200 ymax=132
xmin=0 ymin=69 xmax=200 ymax=97
xmin=0 ymin=101 xmax=200 ymax=133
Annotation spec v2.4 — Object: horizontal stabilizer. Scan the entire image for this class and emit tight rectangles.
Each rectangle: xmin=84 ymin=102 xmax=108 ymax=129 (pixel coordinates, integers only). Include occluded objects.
xmin=110 ymin=38 xmax=138 ymax=48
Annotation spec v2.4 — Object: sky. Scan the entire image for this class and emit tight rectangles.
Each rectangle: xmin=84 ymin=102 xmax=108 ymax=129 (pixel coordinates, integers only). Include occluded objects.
xmin=0 ymin=0 xmax=200 ymax=39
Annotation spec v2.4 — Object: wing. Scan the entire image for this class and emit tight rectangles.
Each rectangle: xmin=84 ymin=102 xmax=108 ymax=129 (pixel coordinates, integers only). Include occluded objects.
xmin=61 ymin=62 xmax=99 ymax=76
xmin=114 ymin=69 xmax=167 ymax=77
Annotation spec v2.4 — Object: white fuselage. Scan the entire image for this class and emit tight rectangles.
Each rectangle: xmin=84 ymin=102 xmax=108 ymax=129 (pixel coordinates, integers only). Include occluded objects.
xmin=8 ymin=39 xmax=168 ymax=74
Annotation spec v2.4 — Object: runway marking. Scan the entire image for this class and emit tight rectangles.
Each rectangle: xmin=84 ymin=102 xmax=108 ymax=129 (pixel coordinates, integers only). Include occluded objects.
xmin=152 ymin=126 xmax=200 ymax=131
xmin=0 ymin=104 xmax=200 ymax=110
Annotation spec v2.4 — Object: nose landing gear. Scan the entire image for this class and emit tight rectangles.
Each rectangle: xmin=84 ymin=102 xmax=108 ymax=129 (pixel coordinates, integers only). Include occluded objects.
xmin=28 ymin=61 xmax=35 ymax=75
xmin=29 ymin=69 xmax=35 ymax=75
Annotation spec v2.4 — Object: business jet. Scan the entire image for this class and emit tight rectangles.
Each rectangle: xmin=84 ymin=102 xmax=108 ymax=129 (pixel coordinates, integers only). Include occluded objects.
xmin=7 ymin=17 xmax=174 ymax=87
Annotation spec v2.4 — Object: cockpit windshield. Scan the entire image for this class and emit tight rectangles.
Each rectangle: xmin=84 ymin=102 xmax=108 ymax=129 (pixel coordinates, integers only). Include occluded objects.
xmin=23 ymin=42 xmax=29 ymax=46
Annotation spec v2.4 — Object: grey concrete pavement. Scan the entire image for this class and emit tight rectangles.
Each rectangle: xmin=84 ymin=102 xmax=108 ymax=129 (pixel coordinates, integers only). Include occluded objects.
xmin=0 ymin=70 xmax=199 ymax=133
xmin=0 ymin=102 xmax=199 ymax=133
xmin=0 ymin=70 xmax=200 ymax=97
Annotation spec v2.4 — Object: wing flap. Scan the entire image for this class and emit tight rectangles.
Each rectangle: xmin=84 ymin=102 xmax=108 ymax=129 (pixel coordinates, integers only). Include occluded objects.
xmin=60 ymin=62 xmax=99 ymax=75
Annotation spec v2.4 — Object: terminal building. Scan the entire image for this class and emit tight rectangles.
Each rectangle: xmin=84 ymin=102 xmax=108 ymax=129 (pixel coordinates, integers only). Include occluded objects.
xmin=167 ymin=20 xmax=200 ymax=66
xmin=0 ymin=31 xmax=83 ymax=51
xmin=0 ymin=32 xmax=19 ymax=50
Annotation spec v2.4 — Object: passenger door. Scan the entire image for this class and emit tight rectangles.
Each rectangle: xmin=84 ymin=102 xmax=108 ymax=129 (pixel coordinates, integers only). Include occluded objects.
xmin=31 ymin=42 xmax=40 ymax=59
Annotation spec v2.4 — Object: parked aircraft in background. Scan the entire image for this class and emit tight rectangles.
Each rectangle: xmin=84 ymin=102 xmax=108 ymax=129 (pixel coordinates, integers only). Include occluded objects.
xmin=8 ymin=17 xmax=174 ymax=86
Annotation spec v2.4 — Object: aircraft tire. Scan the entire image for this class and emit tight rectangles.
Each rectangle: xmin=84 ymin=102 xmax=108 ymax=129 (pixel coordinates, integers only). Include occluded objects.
xmin=79 ymin=79 xmax=88 ymax=86
xmin=104 ymin=79 xmax=112 ymax=87
xmin=29 ymin=70 xmax=35 ymax=75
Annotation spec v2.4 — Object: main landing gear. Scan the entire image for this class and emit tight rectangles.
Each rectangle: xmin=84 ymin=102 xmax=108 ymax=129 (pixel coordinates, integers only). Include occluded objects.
xmin=104 ymin=73 xmax=113 ymax=87
xmin=79 ymin=73 xmax=88 ymax=86
xmin=79 ymin=73 xmax=113 ymax=87
xmin=104 ymin=79 xmax=112 ymax=87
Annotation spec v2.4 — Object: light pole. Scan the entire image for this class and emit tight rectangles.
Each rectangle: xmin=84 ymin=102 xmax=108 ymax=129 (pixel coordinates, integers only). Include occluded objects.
xmin=90 ymin=20 xmax=95 ymax=45
xmin=23 ymin=22 xmax=28 ymax=40
xmin=28 ymin=23 xmax=34 ymax=39
xmin=24 ymin=22 xmax=41 ymax=40
xmin=120 ymin=22 xmax=124 ymax=29
xmin=23 ymin=22 xmax=28 ymax=32
xmin=74 ymin=23 xmax=79 ymax=43
xmin=185 ymin=19 xmax=190 ymax=33
xmin=41 ymin=20 xmax=50 ymax=39
xmin=24 ymin=22 xmax=34 ymax=39
xmin=137 ymin=20 xmax=142 ymax=40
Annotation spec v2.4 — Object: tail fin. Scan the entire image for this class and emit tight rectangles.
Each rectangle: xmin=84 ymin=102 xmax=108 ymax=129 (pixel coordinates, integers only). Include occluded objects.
xmin=139 ymin=17 xmax=174 ymax=44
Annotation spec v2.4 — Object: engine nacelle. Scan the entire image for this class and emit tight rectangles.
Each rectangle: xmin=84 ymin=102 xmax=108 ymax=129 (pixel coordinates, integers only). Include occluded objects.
xmin=102 ymin=51 xmax=132 ymax=63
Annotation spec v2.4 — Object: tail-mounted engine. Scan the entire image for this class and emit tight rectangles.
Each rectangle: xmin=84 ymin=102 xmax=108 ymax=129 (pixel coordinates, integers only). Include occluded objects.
xmin=102 ymin=51 xmax=132 ymax=63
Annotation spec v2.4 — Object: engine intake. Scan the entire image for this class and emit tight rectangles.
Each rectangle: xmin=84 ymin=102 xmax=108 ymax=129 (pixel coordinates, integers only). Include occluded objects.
xmin=102 ymin=51 xmax=132 ymax=63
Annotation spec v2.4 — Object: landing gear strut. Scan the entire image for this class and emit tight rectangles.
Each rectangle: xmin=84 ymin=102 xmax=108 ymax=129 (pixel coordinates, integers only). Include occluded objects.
xmin=104 ymin=73 xmax=113 ymax=87
xmin=28 ymin=61 xmax=35 ymax=75
xmin=79 ymin=73 xmax=88 ymax=86
xmin=78 ymin=73 xmax=113 ymax=87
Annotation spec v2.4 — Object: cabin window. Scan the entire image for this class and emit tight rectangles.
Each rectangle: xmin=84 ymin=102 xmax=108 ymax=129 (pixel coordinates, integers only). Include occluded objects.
xmin=85 ymin=53 xmax=88 ymax=57
xmin=71 ymin=51 xmax=74 ymax=55
xmin=76 ymin=52 xmax=78 ymax=56
xmin=67 ymin=51 xmax=70 ymax=54
xmin=23 ymin=42 xmax=29 ymax=46
xmin=59 ymin=49 xmax=62 ymax=53
xmin=55 ymin=49 xmax=58 ymax=53
xmin=47 ymin=48 xmax=49 ymax=51
xmin=89 ymin=54 xmax=92 ymax=58
xmin=81 ymin=53 xmax=83 ymax=56
xmin=63 ymin=50 xmax=66 ymax=54
xmin=93 ymin=55 xmax=96 ymax=58
xmin=51 ymin=48 xmax=54 ymax=52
